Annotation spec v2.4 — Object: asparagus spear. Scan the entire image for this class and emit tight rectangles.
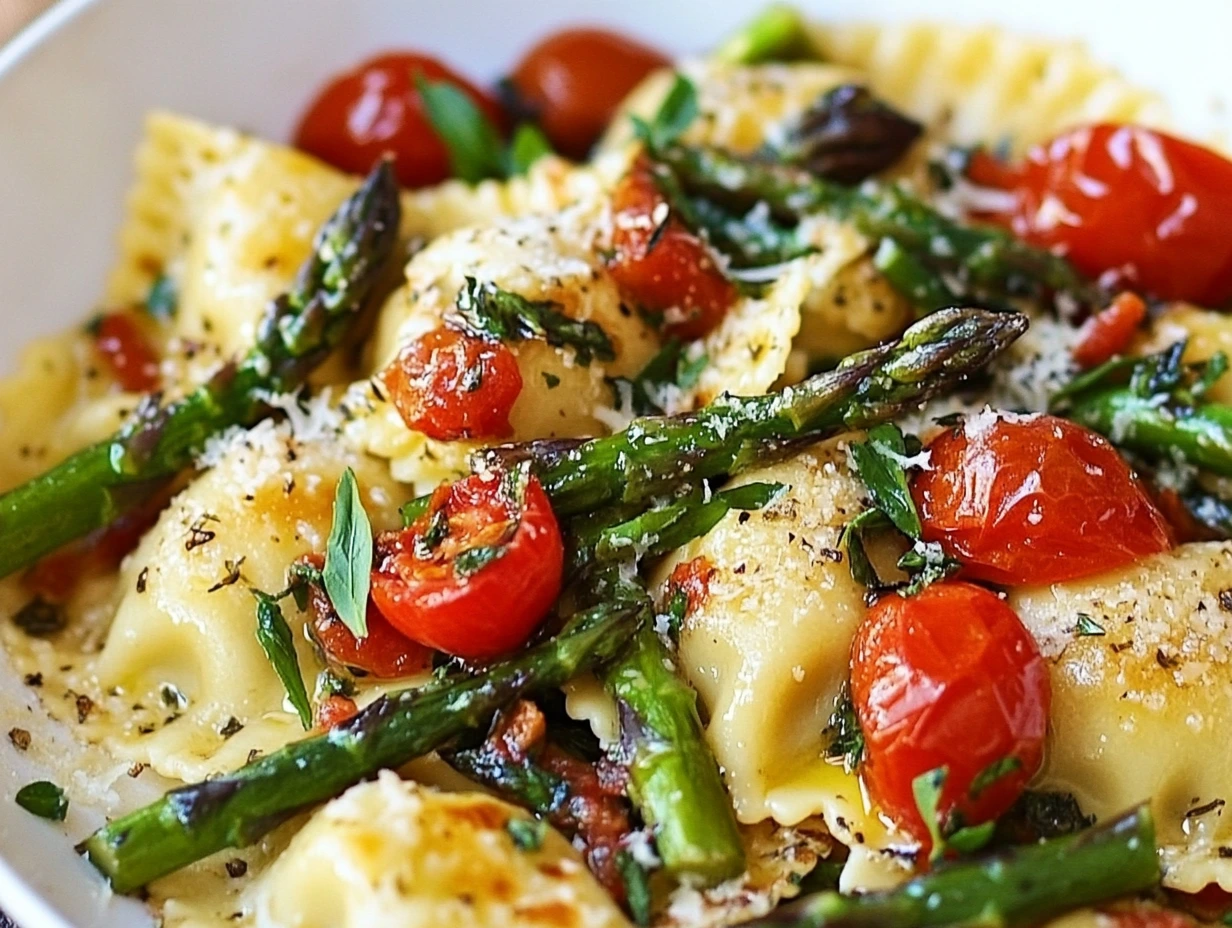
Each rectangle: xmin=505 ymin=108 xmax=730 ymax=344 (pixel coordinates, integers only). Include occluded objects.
xmin=80 ymin=598 xmax=644 ymax=893
xmin=747 ymin=805 xmax=1158 ymax=928
xmin=712 ymin=4 xmax=817 ymax=64
xmin=477 ymin=307 xmax=1027 ymax=516
xmin=0 ymin=163 xmax=401 ymax=579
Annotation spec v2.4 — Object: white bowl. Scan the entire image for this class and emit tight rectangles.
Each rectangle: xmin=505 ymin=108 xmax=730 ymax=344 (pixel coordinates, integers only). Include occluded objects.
xmin=1 ymin=1 xmax=1230 ymax=925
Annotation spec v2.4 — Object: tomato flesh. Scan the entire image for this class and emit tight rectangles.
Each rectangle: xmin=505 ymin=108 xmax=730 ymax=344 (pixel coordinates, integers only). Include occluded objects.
xmin=607 ymin=158 xmax=738 ymax=339
xmin=968 ymin=124 xmax=1232 ymax=306
xmin=371 ymin=472 xmax=564 ymax=660
xmin=316 ymin=694 xmax=359 ymax=730
xmin=912 ymin=413 xmax=1173 ymax=585
xmin=94 ymin=312 xmax=160 ymax=393
xmin=295 ymin=52 xmax=506 ymax=188
xmin=508 ymin=28 xmax=669 ymax=159
xmin=1072 ymin=291 xmax=1148 ymax=368
xmin=851 ymin=581 xmax=1050 ymax=854
xmin=382 ymin=325 xmax=523 ymax=441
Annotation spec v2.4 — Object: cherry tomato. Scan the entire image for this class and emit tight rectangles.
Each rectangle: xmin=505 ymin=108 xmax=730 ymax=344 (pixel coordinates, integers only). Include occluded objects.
xmin=1100 ymin=905 xmax=1197 ymax=928
xmin=912 ymin=413 xmax=1173 ymax=585
xmin=94 ymin=312 xmax=160 ymax=393
xmin=607 ymin=158 xmax=738 ymax=339
xmin=850 ymin=581 xmax=1050 ymax=855
xmin=316 ymin=694 xmax=359 ymax=730
xmin=507 ymin=28 xmax=669 ymax=159
xmin=968 ymin=125 xmax=1232 ymax=306
xmin=666 ymin=555 xmax=715 ymax=617
xmin=382 ymin=326 xmax=523 ymax=441
xmin=301 ymin=556 xmax=432 ymax=679
xmin=295 ymin=52 xmax=506 ymax=189
xmin=1072 ymin=291 xmax=1148 ymax=368
xmin=371 ymin=471 xmax=564 ymax=660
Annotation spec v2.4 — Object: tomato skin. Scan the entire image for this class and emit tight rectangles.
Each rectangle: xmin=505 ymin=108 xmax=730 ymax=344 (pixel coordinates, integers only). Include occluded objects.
xmin=382 ymin=326 xmax=523 ymax=441
xmin=666 ymin=555 xmax=715 ymax=617
xmin=316 ymin=694 xmax=359 ymax=730
xmin=508 ymin=28 xmax=669 ymax=159
xmin=371 ymin=472 xmax=564 ymax=660
xmin=295 ymin=52 xmax=506 ymax=189
xmin=968 ymin=125 xmax=1232 ymax=305
xmin=607 ymin=158 xmax=738 ymax=339
xmin=913 ymin=413 xmax=1173 ymax=585
xmin=94 ymin=312 xmax=160 ymax=392
xmin=850 ymin=581 xmax=1050 ymax=854
xmin=1072 ymin=291 xmax=1148 ymax=368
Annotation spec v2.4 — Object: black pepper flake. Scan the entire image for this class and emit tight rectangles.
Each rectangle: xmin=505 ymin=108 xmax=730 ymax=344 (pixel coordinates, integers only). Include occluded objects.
xmin=185 ymin=514 xmax=219 ymax=551
xmin=247 ymin=749 xmax=262 ymax=764
xmin=1156 ymin=648 xmax=1181 ymax=670
xmin=1220 ymin=589 xmax=1232 ymax=612
xmin=225 ymin=859 xmax=248 ymax=878
xmin=738 ymin=511 xmax=751 ymax=525
xmin=76 ymin=694 xmax=95 ymax=724
xmin=24 ymin=673 xmax=43 ymax=687
xmin=128 ymin=763 xmax=147 ymax=778
xmin=8 ymin=728 xmax=31 ymax=751
xmin=219 ymin=717 xmax=244 ymax=739
xmin=1219 ymin=847 xmax=1232 ymax=859
xmin=136 ymin=567 xmax=149 ymax=594
xmin=12 ymin=597 xmax=66 ymax=638
xmin=1186 ymin=798 xmax=1226 ymax=819
xmin=207 ymin=558 xmax=246 ymax=593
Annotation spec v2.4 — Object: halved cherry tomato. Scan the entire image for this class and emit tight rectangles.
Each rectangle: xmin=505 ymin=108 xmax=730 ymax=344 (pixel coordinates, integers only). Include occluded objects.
xmin=1100 ymin=905 xmax=1198 ymax=928
xmin=607 ymin=158 xmax=738 ymax=339
xmin=507 ymin=28 xmax=669 ymax=159
xmin=295 ymin=52 xmax=506 ymax=189
xmin=850 ymin=581 xmax=1050 ymax=855
xmin=94 ymin=312 xmax=160 ymax=393
xmin=371 ymin=471 xmax=564 ymax=659
xmin=301 ymin=555 xmax=432 ymax=679
xmin=316 ymin=694 xmax=359 ymax=730
xmin=1072 ymin=291 xmax=1148 ymax=368
xmin=666 ymin=555 xmax=716 ymax=617
xmin=967 ymin=125 xmax=1232 ymax=306
xmin=912 ymin=413 xmax=1173 ymax=585
xmin=382 ymin=326 xmax=523 ymax=441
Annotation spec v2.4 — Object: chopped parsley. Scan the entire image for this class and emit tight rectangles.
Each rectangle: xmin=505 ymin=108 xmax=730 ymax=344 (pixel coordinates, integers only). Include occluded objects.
xmin=15 ymin=780 xmax=68 ymax=821
xmin=506 ymin=817 xmax=547 ymax=852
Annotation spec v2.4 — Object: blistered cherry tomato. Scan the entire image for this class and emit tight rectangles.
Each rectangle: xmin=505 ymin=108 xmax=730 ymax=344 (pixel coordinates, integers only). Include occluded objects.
xmin=607 ymin=158 xmax=737 ymax=339
xmin=316 ymin=694 xmax=359 ymax=730
xmin=851 ymin=581 xmax=1050 ymax=855
xmin=912 ymin=413 xmax=1173 ymax=585
xmin=382 ymin=326 xmax=523 ymax=441
xmin=94 ymin=312 xmax=160 ymax=392
xmin=295 ymin=52 xmax=506 ymax=188
xmin=507 ymin=28 xmax=669 ymax=159
xmin=371 ymin=471 xmax=564 ymax=659
xmin=665 ymin=556 xmax=716 ymax=617
xmin=1072 ymin=291 xmax=1148 ymax=368
xmin=1100 ymin=906 xmax=1198 ymax=928
xmin=968 ymin=125 xmax=1232 ymax=305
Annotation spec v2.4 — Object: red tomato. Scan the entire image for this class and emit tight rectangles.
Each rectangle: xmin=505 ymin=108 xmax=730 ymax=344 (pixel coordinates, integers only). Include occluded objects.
xmin=607 ymin=158 xmax=738 ymax=339
xmin=508 ymin=28 xmax=669 ymax=159
xmin=294 ymin=52 xmax=506 ymax=189
xmin=1100 ymin=905 xmax=1197 ymax=928
xmin=316 ymin=694 xmax=359 ymax=730
xmin=371 ymin=471 xmax=564 ymax=660
xmin=94 ymin=312 xmax=160 ymax=393
xmin=1072 ymin=291 xmax=1148 ymax=368
xmin=968 ymin=125 xmax=1232 ymax=306
xmin=912 ymin=413 xmax=1173 ymax=585
xmin=666 ymin=555 xmax=716 ymax=617
xmin=850 ymin=581 xmax=1050 ymax=855
xmin=302 ymin=558 xmax=432 ymax=679
xmin=382 ymin=326 xmax=523 ymax=441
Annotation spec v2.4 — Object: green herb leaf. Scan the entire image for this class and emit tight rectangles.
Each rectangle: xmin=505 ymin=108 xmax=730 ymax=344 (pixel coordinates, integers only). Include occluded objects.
xmin=609 ymin=339 xmax=708 ymax=416
xmin=506 ymin=123 xmax=554 ymax=175
xmin=454 ymin=544 xmax=505 ymax=579
xmin=454 ymin=277 xmax=615 ymax=366
xmin=1075 ymin=613 xmax=1106 ymax=637
xmin=912 ymin=766 xmax=949 ymax=863
xmin=314 ymin=668 xmax=357 ymax=700
xmin=969 ymin=756 xmax=1022 ymax=799
xmin=323 ymin=467 xmax=373 ymax=639
xmin=946 ymin=820 xmax=996 ymax=855
xmin=631 ymin=74 xmax=699 ymax=152
xmin=505 ymin=816 xmax=548 ymax=852
xmin=616 ymin=849 xmax=654 ymax=926
xmin=253 ymin=592 xmax=312 ymax=730
xmin=15 ymin=780 xmax=68 ymax=821
xmin=414 ymin=506 xmax=451 ymax=559
xmin=897 ymin=540 xmax=961 ymax=595
xmin=849 ymin=424 xmax=922 ymax=539
xmin=12 ymin=596 xmax=66 ymax=638
xmin=839 ymin=507 xmax=893 ymax=589
xmin=416 ymin=75 xmax=507 ymax=184
xmin=145 ymin=274 xmax=178 ymax=320
xmin=399 ymin=493 xmax=432 ymax=528
xmin=823 ymin=687 xmax=865 ymax=772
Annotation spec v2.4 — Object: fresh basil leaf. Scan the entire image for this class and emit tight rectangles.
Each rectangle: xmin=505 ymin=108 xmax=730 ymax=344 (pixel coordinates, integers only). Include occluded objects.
xmin=946 ymin=820 xmax=996 ymax=855
xmin=839 ymin=508 xmax=892 ymax=589
xmin=323 ymin=467 xmax=373 ymax=639
xmin=400 ymin=493 xmax=432 ymax=527
xmin=911 ymin=766 xmax=949 ymax=863
xmin=253 ymin=592 xmax=312 ymax=730
xmin=616 ymin=849 xmax=654 ymax=926
xmin=849 ymin=424 xmax=922 ymax=539
xmin=454 ymin=277 xmax=614 ymax=366
xmin=453 ymin=544 xmax=505 ymax=579
xmin=15 ymin=780 xmax=68 ymax=821
xmin=145 ymin=274 xmax=178 ymax=320
xmin=1074 ymin=613 xmax=1106 ymax=637
xmin=969 ymin=756 xmax=1022 ymax=799
xmin=506 ymin=123 xmax=554 ymax=175
xmin=506 ymin=817 xmax=547 ymax=852
xmin=416 ymin=75 xmax=507 ymax=184
xmin=609 ymin=339 xmax=709 ymax=416
xmin=898 ymin=540 xmax=961 ymax=595
xmin=823 ymin=687 xmax=865 ymax=772
xmin=631 ymin=74 xmax=699 ymax=152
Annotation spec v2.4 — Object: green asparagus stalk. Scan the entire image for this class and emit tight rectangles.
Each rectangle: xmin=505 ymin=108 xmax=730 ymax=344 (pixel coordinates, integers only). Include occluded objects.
xmin=0 ymin=163 xmax=401 ymax=579
xmin=748 ymin=805 xmax=1158 ymax=927
xmin=712 ymin=4 xmax=817 ymax=64
xmin=604 ymin=624 xmax=747 ymax=883
xmin=650 ymin=141 xmax=1092 ymax=302
xmin=80 ymin=598 xmax=644 ymax=893
xmin=477 ymin=307 xmax=1027 ymax=516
